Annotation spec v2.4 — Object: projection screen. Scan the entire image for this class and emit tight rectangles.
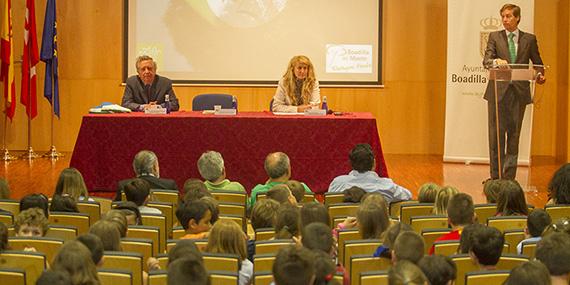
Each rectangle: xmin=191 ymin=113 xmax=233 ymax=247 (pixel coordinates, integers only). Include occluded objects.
xmin=124 ymin=0 xmax=383 ymax=86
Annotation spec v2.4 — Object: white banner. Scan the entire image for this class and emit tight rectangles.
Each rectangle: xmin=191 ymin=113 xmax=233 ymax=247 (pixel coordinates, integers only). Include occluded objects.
xmin=444 ymin=0 xmax=535 ymax=165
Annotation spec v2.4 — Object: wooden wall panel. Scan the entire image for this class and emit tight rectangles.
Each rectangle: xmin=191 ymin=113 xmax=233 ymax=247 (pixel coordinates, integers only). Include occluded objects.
xmin=1 ymin=0 xmax=568 ymax=161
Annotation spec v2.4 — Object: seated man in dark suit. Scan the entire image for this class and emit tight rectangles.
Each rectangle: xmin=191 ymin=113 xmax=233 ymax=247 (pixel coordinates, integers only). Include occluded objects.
xmin=114 ymin=150 xmax=178 ymax=201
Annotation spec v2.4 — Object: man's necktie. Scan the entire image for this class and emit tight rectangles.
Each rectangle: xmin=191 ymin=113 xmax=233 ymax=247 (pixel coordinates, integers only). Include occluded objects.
xmin=508 ymin=32 xmax=516 ymax=63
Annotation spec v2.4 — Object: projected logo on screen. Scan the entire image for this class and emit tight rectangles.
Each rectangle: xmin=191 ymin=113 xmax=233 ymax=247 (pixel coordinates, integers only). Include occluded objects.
xmin=206 ymin=0 xmax=287 ymax=28
xmin=326 ymin=44 xmax=373 ymax=74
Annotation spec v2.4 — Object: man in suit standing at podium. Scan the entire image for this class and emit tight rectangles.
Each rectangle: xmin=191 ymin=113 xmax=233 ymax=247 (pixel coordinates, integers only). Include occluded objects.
xmin=482 ymin=3 xmax=545 ymax=180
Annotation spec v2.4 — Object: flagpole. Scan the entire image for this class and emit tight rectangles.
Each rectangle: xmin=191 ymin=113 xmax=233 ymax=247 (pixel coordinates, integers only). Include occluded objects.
xmin=1 ymin=102 xmax=16 ymax=161
xmin=42 ymin=90 xmax=62 ymax=159
xmin=21 ymin=62 xmax=38 ymax=160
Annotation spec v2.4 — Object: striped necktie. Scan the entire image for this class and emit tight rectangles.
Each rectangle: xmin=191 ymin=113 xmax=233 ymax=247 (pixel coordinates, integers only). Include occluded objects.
xmin=508 ymin=32 xmax=516 ymax=63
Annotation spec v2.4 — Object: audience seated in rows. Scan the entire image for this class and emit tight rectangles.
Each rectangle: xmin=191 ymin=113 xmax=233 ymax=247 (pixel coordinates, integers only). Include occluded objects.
xmin=388 ymin=260 xmax=428 ymax=285
xmin=115 ymin=150 xmax=178 ymax=201
xmin=177 ymin=199 xmax=212 ymax=239
xmin=54 ymin=167 xmax=93 ymax=202
xmin=51 ymin=240 xmax=101 ymax=285
xmin=328 ymin=143 xmax=411 ymax=203
xmin=392 ymin=231 xmax=425 ymax=265
xmin=266 ymin=184 xmax=297 ymax=206
xmin=198 ymin=151 xmax=246 ymax=192
xmin=429 ymin=193 xmax=475 ymax=254
xmin=342 ymin=186 xmax=366 ymax=203
xmin=504 ymin=260 xmax=552 ymax=285
xmin=417 ymin=255 xmax=456 ymax=285
xmin=517 ymin=209 xmax=551 ymax=254
xmin=273 ymin=245 xmax=315 ymax=285
xmin=417 ymin=183 xmax=440 ymax=203
xmin=15 ymin=208 xmax=48 ymax=238
xmin=123 ymin=178 xmax=162 ymax=215
xmin=374 ymin=222 xmax=413 ymax=259
xmin=274 ymin=204 xmax=301 ymax=240
xmin=495 ymin=179 xmax=529 ymax=216
xmin=547 ymin=163 xmax=570 ymax=205
xmin=468 ymin=225 xmax=504 ymax=270
xmin=248 ymin=152 xmax=312 ymax=209
xmin=20 ymin=193 xmax=49 ymax=218
xmin=49 ymin=195 xmax=79 ymax=213
xmin=535 ymin=232 xmax=570 ymax=285
xmin=432 ymin=186 xmax=458 ymax=215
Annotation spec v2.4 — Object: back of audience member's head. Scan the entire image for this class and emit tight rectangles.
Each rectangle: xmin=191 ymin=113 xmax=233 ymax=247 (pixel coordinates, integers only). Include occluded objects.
xmin=251 ymin=199 xmax=280 ymax=230
xmin=447 ymin=193 xmax=474 ymax=226
xmin=168 ymin=257 xmax=210 ymax=285
xmin=496 ymin=180 xmax=528 ymax=216
xmin=542 ymin=217 xmax=570 ymax=237
xmin=548 ymin=163 xmax=570 ymax=204
xmin=349 ymin=144 xmax=375 ymax=173
xmin=0 ymin=222 xmax=8 ymax=251
xmin=503 ymin=260 xmax=551 ymax=285
xmin=114 ymin=201 xmax=142 ymax=225
xmin=182 ymin=179 xmax=211 ymax=204
xmin=89 ymin=220 xmax=122 ymax=251
xmin=342 ymin=186 xmax=366 ymax=203
xmin=433 ymin=186 xmax=459 ymax=215
xmin=206 ymin=219 xmax=247 ymax=261
xmin=19 ymin=193 xmax=49 ymax=218
xmin=527 ymin=209 xmax=551 ymax=237
xmin=383 ymin=222 xmax=413 ymax=250
xmin=15 ymin=208 xmax=49 ymax=237
xmin=286 ymin=180 xmax=305 ymax=203
xmin=267 ymin=184 xmax=296 ymax=205
xmin=469 ymin=225 xmax=503 ymax=267
xmin=54 ymin=167 xmax=89 ymax=201
xmin=535 ymin=232 xmax=570 ymax=277
xmin=123 ymin=178 xmax=151 ymax=206
xmin=300 ymin=202 xmax=331 ymax=229
xmin=197 ymin=150 xmax=225 ymax=182
xmin=482 ymin=179 xmax=504 ymax=203
xmin=51 ymin=240 xmax=100 ymax=285
xmin=273 ymin=246 xmax=315 ymax=285
xmin=458 ymin=223 xmax=484 ymax=254
xmin=274 ymin=204 xmax=300 ymax=239
xmin=264 ymin=152 xmax=291 ymax=179
xmin=36 ymin=270 xmax=73 ymax=285
xmin=200 ymin=196 xmax=220 ymax=224
xmin=388 ymin=260 xmax=428 ymax=285
xmin=76 ymin=234 xmax=104 ymax=266
xmin=102 ymin=209 xmax=128 ymax=237
xmin=0 ymin=178 xmax=10 ymax=199
xmin=168 ymin=239 xmax=203 ymax=265
xmin=301 ymin=222 xmax=333 ymax=254
xmin=393 ymin=231 xmax=425 ymax=264
xmin=50 ymin=195 xmax=79 ymax=213
xmin=357 ymin=203 xmax=390 ymax=239
xmin=417 ymin=183 xmax=440 ymax=203
xmin=132 ymin=150 xmax=158 ymax=177
xmin=417 ymin=255 xmax=456 ymax=285
xmin=313 ymin=250 xmax=338 ymax=285
xmin=176 ymin=199 xmax=211 ymax=231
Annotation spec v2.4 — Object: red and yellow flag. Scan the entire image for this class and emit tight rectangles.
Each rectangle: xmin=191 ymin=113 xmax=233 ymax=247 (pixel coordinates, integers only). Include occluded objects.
xmin=1 ymin=0 xmax=16 ymax=120
xmin=21 ymin=0 xmax=39 ymax=119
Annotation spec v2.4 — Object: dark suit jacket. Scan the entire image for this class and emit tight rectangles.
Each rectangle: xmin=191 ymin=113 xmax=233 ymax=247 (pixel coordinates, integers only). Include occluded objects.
xmin=114 ymin=175 xmax=179 ymax=201
xmin=121 ymin=74 xmax=180 ymax=111
xmin=483 ymin=30 xmax=544 ymax=105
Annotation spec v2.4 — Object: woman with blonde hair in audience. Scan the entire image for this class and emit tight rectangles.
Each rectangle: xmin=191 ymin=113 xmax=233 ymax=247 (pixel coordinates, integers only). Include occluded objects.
xmin=54 ymin=168 xmax=92 ymax=201
xmin=337 ymin=193 xmax=391 ymax=240
xmin=206 ymin=219 xmax=253 ymax=285
xmin=495 ymin=180 xmax=528 ymax=216
xmin=417 ymin=183 xmax=440 ymax=203
xmin=433 ymin=186 xmax=459 ymax=215
xmin=272 ymin=55 xmax=320 ymax=113
xmin=51 ymin=240 xmax=100 ymax=285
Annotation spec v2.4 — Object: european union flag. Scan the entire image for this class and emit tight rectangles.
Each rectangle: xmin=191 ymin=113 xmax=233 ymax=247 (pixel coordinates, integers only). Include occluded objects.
xmin=40 ymin=0 xmax=59 ymax=117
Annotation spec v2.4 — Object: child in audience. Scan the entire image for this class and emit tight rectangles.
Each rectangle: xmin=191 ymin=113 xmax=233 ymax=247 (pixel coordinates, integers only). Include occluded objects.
xmin=0 ymin=178 xmax=10 ymax=199
xmin=19 ymin=193 xmax=49 ymax=218
xmin=54 ymin=168 xmax=92 ymax=202
xmin=392 ymin=231 xmax=425 ymax=264
xmin=468 ymin=225 xmax=504 ymax=270
xmin=181 ymin=178 xmax=210 ymax=204
xmin=200 ymin=196 xmax=220 ymax=224
xmin=89 ymin=220 xmax=122 ymax=251
xmin=302 ymin=222 xmax=349 ymax=285
xmin=248 ymin=199 xmax=280 ymax=260
xmin=417 ymin=183 xmax=440 ymax=203
xmin=417 ymin=255 xmax=456 ymax=285
xmin=15 ymin=208 xmax=49 ymax=237
xmin=547 ymin=163 xmax=570 ymax=205
xmin=114 ymin=201 xmax=143 ymax=225
xmin=495 ymin=180 xmax=529 ymax=216
xmin=206 ymin=219 xmax=253 ymax=285
xmin=313 ymin=251 xmax=342 ymax=285
xmin=388 ymin=260 xmax=428 ymax=285
xmin=176 ymin=199 xmax=212 ymax=239
xmin=535 ymin=232 xmax=570 ymax=285
xmin=342 ymin=186 xmax=365 ymax=203
xmin=338 ymin=193 xmax=390 ymax=240
xmin=36 ymin=270 xmax=73 ymax=285
xmin=482 ymin=179 xmax=503 ymax=203
xmin=51 ymin=240 xmax=100 ymax=285
xmin=102 ymin=210 xmax=128 ymax=237
xmin=429 ymin=193 xmax=474 ymax=254
xmin=432 ymin=186 xmax=458 ymax=215
xmin=504 ymin=260 xmax=552 ymax=285
xmin=168 ymin=239 xmax=203 ymax=265
xmin=517 ymin=209 xmax=551 ymax=254
xmin=458 ymin=223 xmax=484 ymax=254
xmin=300 ymin=202 xmax=331 ymax=229
xmin=76 ymin=234 xmax=105 ymax=267
xmin=123 ymin=178 xmax=162 ymax=215
xmin=274 ymin=204 xmax=301 ymax=239
xmin=167 ymin=257 xmax=209 ymax=285
xmin=286 ymin=180 xmax=306 ymax=203
xmin=50 ymin=195 xmax=79 ymax=213
xmin=373 ymin=222 xmax=413 ymax=259
xmin=266 ymin=184 xmax=297 ymax=206
xmin=273 ymin=245 xmax=315 ymax=285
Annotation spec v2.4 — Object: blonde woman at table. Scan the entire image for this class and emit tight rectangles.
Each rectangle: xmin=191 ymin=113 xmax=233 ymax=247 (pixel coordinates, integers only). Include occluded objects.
xmin=272 ymin=55 xmax=321 ymax=113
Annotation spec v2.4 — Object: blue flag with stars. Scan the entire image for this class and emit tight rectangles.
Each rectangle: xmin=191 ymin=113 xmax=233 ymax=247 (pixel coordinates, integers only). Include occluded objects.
xmin=40 ymin=0 xmax=59 ymax=117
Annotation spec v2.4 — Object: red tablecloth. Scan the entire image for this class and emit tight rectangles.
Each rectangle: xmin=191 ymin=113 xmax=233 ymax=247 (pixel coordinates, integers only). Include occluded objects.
xmin=70 ymin=111 xmax=387 ymax=197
